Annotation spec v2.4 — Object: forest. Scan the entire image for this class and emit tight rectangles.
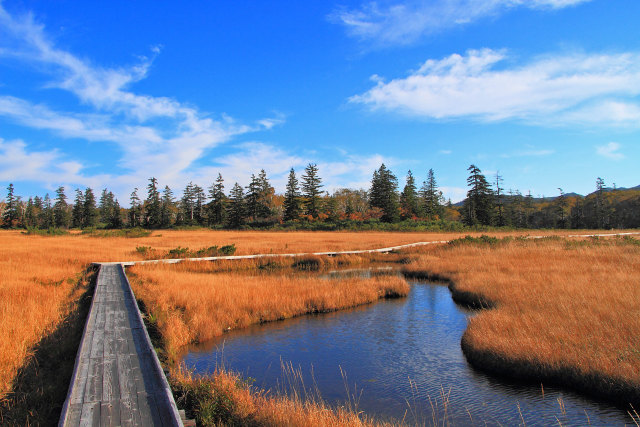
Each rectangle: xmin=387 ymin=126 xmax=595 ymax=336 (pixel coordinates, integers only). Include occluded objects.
xmin=1 ymin=163 xmax=639 ymax=231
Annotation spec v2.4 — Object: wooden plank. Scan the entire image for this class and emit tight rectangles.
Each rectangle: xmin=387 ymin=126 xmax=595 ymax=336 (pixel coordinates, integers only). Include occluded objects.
xmin=102 ymin=356 xmax=120 ymax=402
xmin=83 ymin=357 xmax=103 ymax=404
xmin=135 ymin=392 xmax=156 ymax=426
xmin=117 ymin=354 xmax=137 ymax=400
xmin=64 ymin=403 xmax=83 ymax=425
xmin=100 ymin=401 xmax=121 ymax=427
xmin=78 ymin=401 xmax=100 ymax=427
xmin=69 ymin=340 xmax=91 ymax=405
xmin=88 ymin=329 xmax=104 ymax=360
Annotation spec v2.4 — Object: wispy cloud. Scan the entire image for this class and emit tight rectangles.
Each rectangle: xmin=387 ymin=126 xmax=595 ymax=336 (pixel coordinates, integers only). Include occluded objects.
xmin=596 ymin=142 xmax=624 ymax=160
xmin=351 ymin=49 xmax=640 ymax=127
xmin=331 ymin=0 xmax=591 ymax=47
xmin=0 ymin=4 xmax=280 ymax=198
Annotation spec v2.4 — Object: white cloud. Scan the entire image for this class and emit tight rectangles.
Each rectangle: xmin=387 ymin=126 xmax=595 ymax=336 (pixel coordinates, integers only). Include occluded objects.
xmin=332 ymin=0 xmax=591 ymax=46
xmin=0 ymin=138 xmax=110 ymax=190
xmin=0 ymin=4 xmax=282 ymax=198
xmin=351 ymin=49 xmax=640 ymax=127
xmin=596 ymin=142 xmax=624 ymax=160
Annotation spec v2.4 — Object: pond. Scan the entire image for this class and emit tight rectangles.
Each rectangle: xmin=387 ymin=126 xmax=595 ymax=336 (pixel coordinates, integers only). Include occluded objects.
xmin=181 ymin=275 xmax=632 ymax=425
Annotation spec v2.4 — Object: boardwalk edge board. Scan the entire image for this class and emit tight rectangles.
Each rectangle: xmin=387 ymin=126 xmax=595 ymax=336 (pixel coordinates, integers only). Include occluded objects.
xmin=94 ymin=232 xmax=640 ymax=267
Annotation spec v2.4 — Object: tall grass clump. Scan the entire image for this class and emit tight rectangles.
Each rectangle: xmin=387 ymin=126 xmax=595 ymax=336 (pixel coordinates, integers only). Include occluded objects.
xmin=403 ymin=237 xmax=640 ymax=405
xmin=128 ymin=262 xmax=410 ymax=360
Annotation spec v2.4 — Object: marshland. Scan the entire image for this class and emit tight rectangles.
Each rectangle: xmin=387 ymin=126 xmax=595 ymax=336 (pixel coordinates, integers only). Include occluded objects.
xmin=1 ymin=229 xmax=639 ymax=425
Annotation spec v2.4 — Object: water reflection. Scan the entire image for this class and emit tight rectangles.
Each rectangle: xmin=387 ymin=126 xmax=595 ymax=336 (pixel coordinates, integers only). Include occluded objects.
xmin=182 ymin=276 xmax=632 ymax=426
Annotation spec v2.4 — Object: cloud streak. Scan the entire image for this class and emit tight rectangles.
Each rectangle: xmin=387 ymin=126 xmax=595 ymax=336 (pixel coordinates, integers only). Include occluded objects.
xmin=0 ymin=4 xmax=280 ymax=197
xmin=351 ymin=49 xmax=640 ymax=127
xmin=332 ymin=0 xmax=591 ymax=46
xmin=596 ymin=142 xmax=624 ymax=160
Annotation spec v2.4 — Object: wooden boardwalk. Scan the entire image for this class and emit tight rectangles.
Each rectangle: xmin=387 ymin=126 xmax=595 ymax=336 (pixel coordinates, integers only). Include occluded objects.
xmin=59 ymin=264 xmax=183 ymax=426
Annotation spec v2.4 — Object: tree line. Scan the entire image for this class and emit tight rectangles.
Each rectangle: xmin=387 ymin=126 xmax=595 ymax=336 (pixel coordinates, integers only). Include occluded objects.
xmin=2 ymin=163 xmax=638 ymax=230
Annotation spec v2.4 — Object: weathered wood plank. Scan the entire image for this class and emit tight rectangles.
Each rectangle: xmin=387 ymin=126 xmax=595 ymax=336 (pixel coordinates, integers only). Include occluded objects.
xmin=78 ymin=401 xmax=100 ymax=427
xmin=100 ymin=401 xmax=120 ymax=427
xmin=102 ymin=356 xmax=120 ymax=402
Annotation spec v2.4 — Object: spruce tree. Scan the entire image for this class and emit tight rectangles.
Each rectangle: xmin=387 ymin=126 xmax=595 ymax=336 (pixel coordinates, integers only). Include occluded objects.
xmin=2 ymin=183 xmax=19 ymax=227
xmin=494 ymin=172 xmax=505 ymax=226
xmin=180 ymin=182 xmax=197 ymax=224
xmin=72 ymin=189 xmax=85 ymax=229
xmin=129 ymin=188 xmax=142 ymax=227
xmin=83 ymin=188 xmax=98 ymax=228
xmin=160 ymin=186 xmax=175 ymax=228
xmin=40 ymin=193 xmax=54 ymax=228
xmin=257 ymin=169 xmax=274 ymax=218
xmin=53 ymin=186 xmax=69 ymax=228
xmin=245 ymin=174 xmax=261 ymax=220
xmin=208 ymin=174 xmax=226 ymax=226
xmin=99 ymin=189 xmax=113 ymax=224
xmin=556 ymin=188 xmax=569 ymax=229
xmin=463 ymin=165 xmax=493 ymax=226
xmin=227 ymin=183 xmax=245 ymax=228
xmin=369 ymin=163 xmax=399 ymax=223
xmin=301 ymin=163 xmax=323 ymax=218
xmin=421 ymin=169 xmax=443 ymax=220
xmin=400 ymin=170 xmax=419 ymax=219
xmin=193 ymin=184 xmax=206 ymax=225
xmin=145 ymin=177 xmax=162 ymax=228
xmin=24 ymin=197 xmax=37 ymax=228
xmin=109 ymin=199 xmax=123 ymax=229
xmin=283 ymin=168 xmax=301 ymax=221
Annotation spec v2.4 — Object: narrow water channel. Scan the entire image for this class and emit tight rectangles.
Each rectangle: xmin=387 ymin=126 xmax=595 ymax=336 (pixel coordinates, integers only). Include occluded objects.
xmin=182 ymin=278 xmax=632 ymax=426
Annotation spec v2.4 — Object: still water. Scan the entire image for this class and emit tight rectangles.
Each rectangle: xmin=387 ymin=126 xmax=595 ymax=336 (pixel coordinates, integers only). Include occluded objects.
xmin=182 ymin=277 xmax=632 ymax=426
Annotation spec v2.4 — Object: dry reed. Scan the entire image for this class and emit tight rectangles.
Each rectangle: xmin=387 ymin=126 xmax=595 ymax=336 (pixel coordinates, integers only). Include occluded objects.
xmin=128 ymin=260 xmax=410 ymax=360
xmin=0 ymin=229 xmax=457 ymax=398
xmin=403 ymin=237 xmax=640 ymax=404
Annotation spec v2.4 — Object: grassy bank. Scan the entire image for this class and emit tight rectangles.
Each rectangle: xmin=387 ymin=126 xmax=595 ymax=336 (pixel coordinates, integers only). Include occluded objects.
xmin=0 ymin=268 xmax=96 ymax=425
xmin=0 ymin=229 xmax=637 ymax=425
xmin=128 ymin=255 xmax=410 ymax=361
xmin=403 ymin=236 xmax=640 ymax=406
xmin=0 ymin=228 xmax=467 ymax=400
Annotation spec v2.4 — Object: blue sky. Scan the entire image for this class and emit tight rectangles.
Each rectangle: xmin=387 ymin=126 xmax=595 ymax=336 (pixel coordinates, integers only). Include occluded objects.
xmin=0 ymin=0 xmax=638 ymax=204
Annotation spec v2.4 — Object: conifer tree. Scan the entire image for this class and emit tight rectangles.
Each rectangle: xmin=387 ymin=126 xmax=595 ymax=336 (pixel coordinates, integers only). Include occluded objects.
xmin=160 ymin=185 xmax=175 ymax=228
xmin=2 ymin=183 xmax=19 ymax=228
xmin=257 ymin=169 xmax=274 ymax=218
xmin=301 ymin=163 xmax=323 ymax=218
xmin=400 ymin=170 xmax=419 ymax=219
xmin=227 ymin=183 xmax=245 ymax=228
xmin=24 ymin=197 xmax=37 ymax=228
xmin=463 ymin=165 xmax=493 ymax=226
xmin=494 ymin=172 xmax=505 ymax=226
xmin=369 ymin=163 xmax=399 ymax=223
xmin=109 ymin=199 xmax=123 ymax=229
xmin=283 ymin=168 xmax=301 ymax=221
xmin=245 ymin=174 xmax=261 ymax=220
xmin=556 ymin=188 xmax=568 ymax=228
xmin=193 ymin=184 xmax=206 ymax=225
xmin=40 ymin=193 xmax=54 ymax=228
xmin=83 ymin=188 xmax=98 ymax=228
xmin=207 ymin=174 xmax=226 ymax=226
xmin=180 ymin=182 xmax=197 ymax=224
xmin=421 ymin=169 xmax=443 ymax=220
xmin=145 ymin=177 xmax=162 ymax=228
xmin=99 ymin=189 xmax=113 ymax=224
xmin=595 ymin=177 xmax=609 ymax=229
xmin=129 ymin=188 xmax=142 ymax=227
xmin=53 ymin=186 xmax=69 ymax=228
